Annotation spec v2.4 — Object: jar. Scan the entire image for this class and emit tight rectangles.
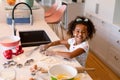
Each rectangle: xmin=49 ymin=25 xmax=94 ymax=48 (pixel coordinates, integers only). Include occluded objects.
xmin=25 ymin=0 xmax=34 ymax=7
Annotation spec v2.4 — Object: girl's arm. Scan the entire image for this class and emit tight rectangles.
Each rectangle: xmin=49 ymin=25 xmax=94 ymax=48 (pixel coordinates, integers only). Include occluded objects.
xmin=45 ymin=48 xmax=85 ymax=59
xmin=39 ymin=39 xmax=68 ymax=51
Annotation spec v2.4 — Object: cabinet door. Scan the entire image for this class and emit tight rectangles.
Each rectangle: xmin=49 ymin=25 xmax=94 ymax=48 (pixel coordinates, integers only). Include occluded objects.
xmin=113 ymin=0 xmax=120 ymax=26
xmin=107 ymin=45 xmax=120 ymax=76
xmin=107 ymin=24 xmax=120 ymax=49
xmin=89 ymin=15 xmax=110 ymax=60
xmin=87 ymin=13 xmax=120 ymax=76
xmin=62 ymin=2 xmax=84 ymax=29
xmin=106 ymin=24 xmax=120 ymax=76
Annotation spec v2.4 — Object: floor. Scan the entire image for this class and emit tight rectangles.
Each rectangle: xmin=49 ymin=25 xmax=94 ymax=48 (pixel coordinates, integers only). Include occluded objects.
xmin=86 ymin=51 xmax=120 ymax=80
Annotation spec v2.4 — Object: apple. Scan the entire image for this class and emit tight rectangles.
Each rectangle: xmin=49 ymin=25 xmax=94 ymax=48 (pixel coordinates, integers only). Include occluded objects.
xmin=3 ymin=49 xmax=13 ymax=59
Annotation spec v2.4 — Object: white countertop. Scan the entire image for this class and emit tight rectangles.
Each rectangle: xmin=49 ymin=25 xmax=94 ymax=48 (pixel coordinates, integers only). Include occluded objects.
xmin=0 ymin=1 xmax=93 ymax=80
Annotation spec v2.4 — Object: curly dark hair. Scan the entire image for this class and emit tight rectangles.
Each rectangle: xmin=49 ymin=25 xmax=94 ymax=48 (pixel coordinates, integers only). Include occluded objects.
xmin=67 ymin=16 xmax=96 ymax=39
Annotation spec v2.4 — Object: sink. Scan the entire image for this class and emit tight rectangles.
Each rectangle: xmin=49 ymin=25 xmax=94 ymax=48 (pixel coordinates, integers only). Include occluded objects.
xmin=19 ymin=30 xmax=51 ymax=47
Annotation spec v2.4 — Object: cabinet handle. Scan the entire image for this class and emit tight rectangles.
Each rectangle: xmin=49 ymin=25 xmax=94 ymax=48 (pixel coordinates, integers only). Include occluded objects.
xmin=118 ymin=29 xmax=120 ymax=32
xmin=116 ymin=40 xmax=120 ymax=44
xmin=101 ymin=21 xmax=105 ymax=24
xmin=114 ymin=56 xmax=119 ymax=61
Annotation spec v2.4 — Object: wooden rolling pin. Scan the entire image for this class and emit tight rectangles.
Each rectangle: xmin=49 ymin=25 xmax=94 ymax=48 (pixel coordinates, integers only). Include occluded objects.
xmin=76 ymin=67 xmax=95 ymax=73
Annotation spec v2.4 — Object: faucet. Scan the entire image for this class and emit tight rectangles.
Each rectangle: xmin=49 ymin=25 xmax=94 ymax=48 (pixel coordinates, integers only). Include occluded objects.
xmin=12 ymin=2 xmax=33 ymax=36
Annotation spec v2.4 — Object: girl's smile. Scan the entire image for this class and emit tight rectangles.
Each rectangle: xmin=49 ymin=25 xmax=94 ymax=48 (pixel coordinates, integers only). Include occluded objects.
xmin=73 ymin=24 xmax=88 ymax=44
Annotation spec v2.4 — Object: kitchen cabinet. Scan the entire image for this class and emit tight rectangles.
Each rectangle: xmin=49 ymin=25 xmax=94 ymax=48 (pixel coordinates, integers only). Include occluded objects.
xmin=107 ymin=23 xmax=120 ymax=49
xmin=107 ymin=46 xmax=120 ymax=75
xmin=107 ymin=24 xmax=120 ymax=76
xmin=86 ymin=13 xmax=120 ymax=76
xmin=62 ymin=2 xmax=84 ymax=29
xmin=85 ymin=0 xmax=115 ymax=23
xmin=113 ymin=0 xmax=120 ymax=26
xmin=85 ymin=0 xmax=120 ymax=27
xmin=87 ymin=13 xmax=110 ymax=61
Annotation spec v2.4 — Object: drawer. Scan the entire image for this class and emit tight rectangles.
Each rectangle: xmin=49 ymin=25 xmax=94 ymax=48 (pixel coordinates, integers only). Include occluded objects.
xmin=107 ymin=46 xmax=120 ymax=76
xmin=109 ymin=34 xmax=120 ymax=49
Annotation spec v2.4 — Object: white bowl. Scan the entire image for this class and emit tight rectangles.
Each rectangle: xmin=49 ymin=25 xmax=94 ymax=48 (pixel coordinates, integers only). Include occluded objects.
xmin=48 ymin=64 xmax=77 ymax=80
xmin=0 ymin=36 xmax=20 ymax=47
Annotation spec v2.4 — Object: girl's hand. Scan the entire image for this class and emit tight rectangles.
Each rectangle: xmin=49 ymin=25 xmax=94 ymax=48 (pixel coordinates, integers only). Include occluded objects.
xmin=39 ymin=45 xmax=46 ymax=52
xmin=44 ymin=50 xmax=56 ymax=56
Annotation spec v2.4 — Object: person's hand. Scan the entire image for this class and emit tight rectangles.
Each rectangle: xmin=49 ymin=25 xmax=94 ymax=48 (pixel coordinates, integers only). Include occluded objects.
xmin=39 ymin=45 xmax=46 ymax=52
xmin=44 ymin=50 xmax=56 ymax=56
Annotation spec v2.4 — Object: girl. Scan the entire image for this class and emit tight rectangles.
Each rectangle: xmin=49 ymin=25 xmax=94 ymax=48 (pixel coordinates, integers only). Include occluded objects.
xmin=39 ymin=16 xmax=96 ymax=66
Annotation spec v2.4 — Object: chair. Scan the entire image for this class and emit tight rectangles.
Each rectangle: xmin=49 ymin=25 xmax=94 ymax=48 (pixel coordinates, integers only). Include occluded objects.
xmin=45 ymin=5 xmax=67 ymax=39
xmin=44 ymin=3 xmax=58 ymax=17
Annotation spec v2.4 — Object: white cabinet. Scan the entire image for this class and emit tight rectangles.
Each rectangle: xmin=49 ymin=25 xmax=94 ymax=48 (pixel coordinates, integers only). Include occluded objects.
xmin=113 ymin=0 xmax=120 ymax=26
xmin=85 ymin=0 xmax=120 ymax=26
xmin=86 ymin=13 xmax=120 ymax=76
xmin=87 ymin=14 xmax=110 ymax=61
xmin=107 ymin=46 xmax=120 ymax=75
xmin=85 ymin=0 xmax=116 ymax=23
xmin=103 ymin=21 xmax=120 ymax=76
xmin=62 ymin=2 xmax=84 ymax=29
xmin=107 ymin=23 xmax=120 ymax=49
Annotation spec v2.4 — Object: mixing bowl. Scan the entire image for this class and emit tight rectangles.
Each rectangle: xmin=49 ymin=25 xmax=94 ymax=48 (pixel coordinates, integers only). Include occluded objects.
xmin=0 ymin=35 xmax=20 ymax=47
xmin=48 ymin=64 xmax=77 ymax=80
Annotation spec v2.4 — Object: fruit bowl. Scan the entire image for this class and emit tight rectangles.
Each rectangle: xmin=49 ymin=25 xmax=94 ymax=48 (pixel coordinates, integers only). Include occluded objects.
xmin=48 ymin=64 xmax=77 ymax=80
xmin=0 ymin=36 xmax=20 ymax=47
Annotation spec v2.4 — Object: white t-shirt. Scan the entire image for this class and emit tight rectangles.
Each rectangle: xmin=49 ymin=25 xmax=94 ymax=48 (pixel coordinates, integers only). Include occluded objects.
xmin=68 ymin=38 xmax=89 ymax=66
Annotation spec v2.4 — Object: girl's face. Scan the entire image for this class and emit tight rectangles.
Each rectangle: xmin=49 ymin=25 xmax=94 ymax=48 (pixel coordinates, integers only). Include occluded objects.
xmin=73 ymin=24 xmax=88 ymax=43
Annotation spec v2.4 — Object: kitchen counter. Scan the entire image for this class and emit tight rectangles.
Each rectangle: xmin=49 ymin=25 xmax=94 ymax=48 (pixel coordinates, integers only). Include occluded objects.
xmin=0 ymin=1 xmax=93 ymax=80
